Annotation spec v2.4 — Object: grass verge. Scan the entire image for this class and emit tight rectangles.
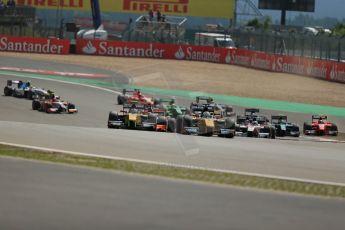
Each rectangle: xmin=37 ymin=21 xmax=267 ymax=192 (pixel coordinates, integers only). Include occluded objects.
xmin=1 ymin=144 xmax=344 ymax=198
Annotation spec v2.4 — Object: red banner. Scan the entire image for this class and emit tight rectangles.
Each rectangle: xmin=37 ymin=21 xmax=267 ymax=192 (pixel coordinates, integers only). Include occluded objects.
xmin=76 ymin=39 xmax=227 ymax=63
xmin=0 ymin=35 xmax=70 ymax=54
xmin=76 ymin=39 xmax=345 ymax=83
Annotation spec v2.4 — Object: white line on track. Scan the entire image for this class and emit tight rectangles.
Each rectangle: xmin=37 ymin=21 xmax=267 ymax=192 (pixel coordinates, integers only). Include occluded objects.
xmin=0 ymin=71 xmax=122 ymax=95
xmin=1 ymin=141 xmax=345 ymax=187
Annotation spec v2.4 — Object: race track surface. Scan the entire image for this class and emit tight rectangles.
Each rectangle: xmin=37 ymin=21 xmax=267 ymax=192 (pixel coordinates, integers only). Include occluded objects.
xmin=1 ymin=157 xmax=345 ymax=230
xmin=1 ymin=76 xmax=345 ymax=184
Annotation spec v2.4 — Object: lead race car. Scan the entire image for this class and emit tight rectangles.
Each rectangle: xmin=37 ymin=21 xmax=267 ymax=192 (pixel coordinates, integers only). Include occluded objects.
xmin=32 ymin=94 xmax=77 ymax=114
xmin=303 ymin=115 xmax=338 ymax=136
xmin=4 ymin=80 xmax=51 ymax=99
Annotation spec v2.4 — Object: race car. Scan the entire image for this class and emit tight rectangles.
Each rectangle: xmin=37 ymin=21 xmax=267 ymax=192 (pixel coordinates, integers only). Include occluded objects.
xmin=176 ymin=107 xmax=236 ymax=138
xmin=153 ymin=98 xmax=190 ymax=132
xmin=4 ymin=80 xmax=52 ymax=99
xmin=303 ymin=115 xmax=338 ymax=136
xmin=117 ymin=89 xmax=154 ymax=105
xmin=32 ymin=95 xmax=77 ymax=114
xmin=190 ymin=96 xmax=234 ymax=118
xmin=4 ymin=80 xmax=31 ymax=98
xmin=271 ymin=115 xmax=300 ymax=137
xmin=235 ymin=108 xmax=276 ymax=139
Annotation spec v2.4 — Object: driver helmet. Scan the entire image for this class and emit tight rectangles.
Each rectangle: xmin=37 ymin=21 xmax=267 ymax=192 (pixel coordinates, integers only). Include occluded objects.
xmin=202 ymin=111 xmax=211 ymax=118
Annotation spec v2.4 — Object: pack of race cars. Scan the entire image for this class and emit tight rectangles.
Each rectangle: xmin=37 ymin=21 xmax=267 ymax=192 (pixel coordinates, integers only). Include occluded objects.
xmin=3 ymin=80 xmax=78 ymax=114
xmin=108 ymin=88 xmax=339 ymax=138
xmin=3 ymin=81 xmax=339 ymax=138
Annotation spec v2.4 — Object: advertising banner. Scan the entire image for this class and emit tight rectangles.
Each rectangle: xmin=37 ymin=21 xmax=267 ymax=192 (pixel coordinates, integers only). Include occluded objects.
xmin=17 ymin=0 xmax=235 ymax=18
xmin=76 ymin=39 xmax=226 ymax=63
xmin=76 ymin=39 xmax=345 ymax=83
xmin=0 ymin=35 xmax=70 ymax=54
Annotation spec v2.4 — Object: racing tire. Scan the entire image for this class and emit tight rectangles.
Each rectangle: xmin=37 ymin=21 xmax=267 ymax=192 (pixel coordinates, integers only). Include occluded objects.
xmin=108 ymin=112 xmax=119 ymax=128
xmin=303 ymin=122 xmax=312 ymax=135
xmin=117 ymin=95 xmax=126 ymax=105
xmin=270 ymin=127 xmax=276 ymax=139
xmin=4 ymin=87 xmax=12 ymax=96
xmin=176 ymin=115 xmax=183 ymax=134
xmin=330 ymin=124 xmax=338 ymax=136
xmin=167 ymin=118 xmax=176 ymax=133
xmin=32 ymin=100 xmax=40 ymax=110
xmin=227 ymin=132 xmax=235 ymax=138
xmin=68 ymin=103 xmax=76 ymax=113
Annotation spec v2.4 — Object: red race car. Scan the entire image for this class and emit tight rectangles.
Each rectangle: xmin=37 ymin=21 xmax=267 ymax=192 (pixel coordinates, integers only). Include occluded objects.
xmin=117 ymin=89 xmax=154 ymax=105
xmin=32 ymin=96 xmax=78 ymax=114
xmin=303 ymin=115 xmax=338 ymax=136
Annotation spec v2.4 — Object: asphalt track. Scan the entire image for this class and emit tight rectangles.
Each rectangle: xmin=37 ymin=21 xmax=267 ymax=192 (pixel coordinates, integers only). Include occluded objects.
xmin=1 ymin=57 xmax=345 ymax=229
xmin=1 ymin=157 xmax=345 ymax=230
xmin=1 ymin=76 xmax=345 ymax=185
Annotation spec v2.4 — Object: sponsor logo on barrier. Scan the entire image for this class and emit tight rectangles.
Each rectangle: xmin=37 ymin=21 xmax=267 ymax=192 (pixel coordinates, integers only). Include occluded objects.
xmin=225 ymin=51 xmax=232 ymax=64
xmin=330 ymin=65 xmax=345 ymax=82
xmin=228 ymin=52 xmax=250 ymax=66
xmin=0 ymin=36 xmax=65 ymax=54
xmin=82 ymin=41 xmax=97 ymax=54
xmin=175 ymin=46 xmax=221 ymax=62
xmin=275 ymin=57 xmax=305 ymax=75
xmin=306 ymin=62 xmax=327 ymax=79
xmin=175 ymin=46 xmax=185 ymax=59
xmin=17 ymin=0 xmax=83 ymax=8
xmin=80 ymin=41 xmax=165 ymax=58
xmin=123 ymin=0 xmax=189 ymax=13
xmin=250 ymin=54 xmax=271 ymax=70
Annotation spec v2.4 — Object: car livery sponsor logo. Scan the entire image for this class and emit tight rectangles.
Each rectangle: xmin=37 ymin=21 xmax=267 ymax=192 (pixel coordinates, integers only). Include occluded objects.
xmin=123 ymin=0 xmax=189 ymax=14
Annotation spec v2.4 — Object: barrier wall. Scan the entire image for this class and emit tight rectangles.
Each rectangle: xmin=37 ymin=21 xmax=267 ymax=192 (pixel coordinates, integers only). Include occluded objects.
xmin=0 ymin=35 xmax=70 ymax=54
xmin=76 ymin=39 xmax=345 ymax=83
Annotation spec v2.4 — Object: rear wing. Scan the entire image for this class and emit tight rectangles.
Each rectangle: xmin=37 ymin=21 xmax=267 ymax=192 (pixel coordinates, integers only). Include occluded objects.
xmin=312 ymin=115 xmax=328 ymax=121
xmin=196 ymin=96 xmax=213 ymax=104
xmin=123 ymin=103 xmax=149 ymax=110
xmin=122 ymin=88 xmax=140 ymax=95
xmin=155 ymin=98 xmax=175 ymax=105
xmin=7 ymin=80 xmax=22 ymax=86
xmin=191 ymin=104 xmax=215 ymax=112
xmin=271 ymin=115 xmax=287 ymax=123
xmin=245 ymin=108 xmax=260 ymax=116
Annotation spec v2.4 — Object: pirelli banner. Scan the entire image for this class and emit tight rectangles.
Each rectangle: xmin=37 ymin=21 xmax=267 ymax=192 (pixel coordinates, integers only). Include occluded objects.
xmin=17 ymin=0 xmax=235 ymax=19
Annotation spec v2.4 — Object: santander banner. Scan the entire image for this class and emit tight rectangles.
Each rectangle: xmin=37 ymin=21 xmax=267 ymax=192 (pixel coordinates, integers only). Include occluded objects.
xmin=76 ymin=39 xmax=345 ymax=83
xmin=0 ymin=35 xmax=69 ymax=54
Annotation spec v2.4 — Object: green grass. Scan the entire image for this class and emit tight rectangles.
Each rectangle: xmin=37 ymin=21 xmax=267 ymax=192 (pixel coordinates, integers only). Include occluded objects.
xmin=1 ymin=144 xmax=345 ymax=198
